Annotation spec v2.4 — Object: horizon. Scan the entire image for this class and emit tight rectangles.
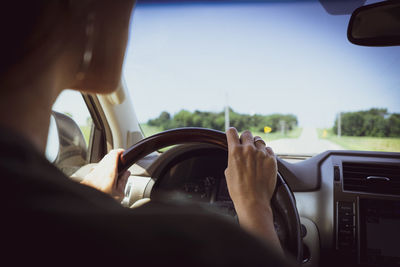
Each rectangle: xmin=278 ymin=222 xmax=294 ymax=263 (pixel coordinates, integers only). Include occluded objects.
xmin=55 ymin=2 xmax=400 ymax=128
xmin=123 ymin=0 xmax=400 ymax=128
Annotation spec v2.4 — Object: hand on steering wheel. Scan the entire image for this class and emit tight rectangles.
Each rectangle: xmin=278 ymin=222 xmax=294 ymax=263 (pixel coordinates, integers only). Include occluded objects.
xmin=81 ymin=149 xmax=131 ymax=201
xmin=117 ymin=127 xmax=302 ymax=263
xmin=225 ymin=128 xmax=277 ymax=213
xmin=224 ymin=128 xmax=282 ymax=253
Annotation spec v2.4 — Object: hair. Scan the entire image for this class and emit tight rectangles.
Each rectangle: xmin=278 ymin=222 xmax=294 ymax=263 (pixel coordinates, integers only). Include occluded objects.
xmin=0 ymin=1 xmax=75 ymax=78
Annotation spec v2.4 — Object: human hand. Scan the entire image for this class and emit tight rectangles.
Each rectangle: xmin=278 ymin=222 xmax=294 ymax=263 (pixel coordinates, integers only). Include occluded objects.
xmin=224 ymin=128 xmax=277 ymax=214
xmin=224 ymin=128 xmax=281 ymax=251
xmin=81 ymin=149 xmax=130 ymax=201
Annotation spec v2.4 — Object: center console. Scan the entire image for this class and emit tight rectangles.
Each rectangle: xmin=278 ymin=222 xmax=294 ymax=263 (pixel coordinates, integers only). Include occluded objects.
xmin=334 ymin=160 xmax=400 ymax=267
xmin=359 ymin=199 xmax=400 ymax=266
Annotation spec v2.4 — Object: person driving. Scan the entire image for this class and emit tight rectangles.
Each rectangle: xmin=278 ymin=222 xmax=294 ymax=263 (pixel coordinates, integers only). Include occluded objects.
xmin=1 ymin=1 xmax=295 ymax=265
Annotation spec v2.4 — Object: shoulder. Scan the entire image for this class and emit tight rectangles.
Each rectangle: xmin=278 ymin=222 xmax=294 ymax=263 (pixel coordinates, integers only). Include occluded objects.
xmin=72 ymin=201 xmax=294 ymax=266
xmin=7 ymin=197 xmax=293 ymax=266
xmin=0 ymin=130 xmax=293 ymax=266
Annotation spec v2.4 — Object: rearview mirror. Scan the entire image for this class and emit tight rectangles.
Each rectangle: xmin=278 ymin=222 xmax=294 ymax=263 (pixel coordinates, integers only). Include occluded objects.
xmin=348 ymin=1 xmax=400 ymax=46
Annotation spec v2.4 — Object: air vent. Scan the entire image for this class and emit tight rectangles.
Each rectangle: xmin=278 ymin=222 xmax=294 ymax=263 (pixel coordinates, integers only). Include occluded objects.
xmin=342 ymin=162 xmax=400 ymax=195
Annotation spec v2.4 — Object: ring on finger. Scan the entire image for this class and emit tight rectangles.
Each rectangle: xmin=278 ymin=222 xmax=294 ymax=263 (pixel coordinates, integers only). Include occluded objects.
xmin=254 ymin=136 xmax=266 ymax=146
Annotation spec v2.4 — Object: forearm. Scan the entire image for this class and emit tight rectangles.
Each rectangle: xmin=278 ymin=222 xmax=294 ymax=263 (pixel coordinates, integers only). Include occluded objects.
xmin=236 ymin=203 xmax=283 ymax=254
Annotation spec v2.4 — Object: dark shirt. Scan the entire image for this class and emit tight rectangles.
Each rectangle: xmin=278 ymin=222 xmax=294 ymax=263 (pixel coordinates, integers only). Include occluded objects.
xmin=1 ymin=128 xmax=294 ymax=266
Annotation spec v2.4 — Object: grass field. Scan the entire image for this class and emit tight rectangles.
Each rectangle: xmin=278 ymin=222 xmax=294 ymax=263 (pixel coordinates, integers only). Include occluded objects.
xmin=317 ymin=128 xmax=400 ymax=152
xmin=140 ymin=124 xmax=302 ymax=141
xmin=140 ymin=124 xmax=163 ymax=137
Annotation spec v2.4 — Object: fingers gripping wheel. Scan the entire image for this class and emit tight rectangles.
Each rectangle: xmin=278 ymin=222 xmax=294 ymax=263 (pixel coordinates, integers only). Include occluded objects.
xmin=118 ymin=127 xmax=302 ymax=263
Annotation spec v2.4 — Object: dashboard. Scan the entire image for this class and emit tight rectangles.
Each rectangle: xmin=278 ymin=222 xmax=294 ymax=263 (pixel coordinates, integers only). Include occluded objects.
xmin=150 ymin=148 xmax=236 ymax=215
xmin=125 ymin=144 xmax=400 ymax=267
xmin=282 ymin=151 xmax=400 ymax=267
xmin=151 ymin=148 xmax=228 ymax=202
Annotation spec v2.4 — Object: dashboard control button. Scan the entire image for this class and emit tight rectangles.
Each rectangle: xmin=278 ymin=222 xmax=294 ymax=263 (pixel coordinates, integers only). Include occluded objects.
xmin=337 ymin=201 xmax=356 ymax=251
xmin=338 ymin=234 xmax=354 ymax=242
xmin=338 ymin=202 xmax=354 ymax=212
xmin=339 ymin=224 xmax=354 ymax=229
xmin=338 ymin=241 xmax=354 ymax=248
xmin=338 ymin=228 xmax=353 ymax=235
xmin=339 ymin=215 xmax=354 ymax=225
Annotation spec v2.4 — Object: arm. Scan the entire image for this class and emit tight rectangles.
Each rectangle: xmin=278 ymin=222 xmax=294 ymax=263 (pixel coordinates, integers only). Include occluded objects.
xmin=224 ymin=128 xmax=283 ymax=253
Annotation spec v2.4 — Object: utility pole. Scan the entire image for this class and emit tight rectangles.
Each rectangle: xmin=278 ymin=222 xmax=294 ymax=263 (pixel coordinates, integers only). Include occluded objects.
xmin=225 ymin=93 xmax=230 ymax=131
xmin=280 ymin=120 xmax=286 ymax=136
xmin=338 ymin=112 xmax=341 ymax=138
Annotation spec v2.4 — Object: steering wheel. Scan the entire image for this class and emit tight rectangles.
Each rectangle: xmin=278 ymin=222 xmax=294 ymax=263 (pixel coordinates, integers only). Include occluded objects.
xmin=118 ymin=127 xmax=302 ymax=263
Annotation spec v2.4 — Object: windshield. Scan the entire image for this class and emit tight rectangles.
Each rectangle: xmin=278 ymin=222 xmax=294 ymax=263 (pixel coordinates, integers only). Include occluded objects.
xmin=123 ymin=0 xmax=400 ymax=155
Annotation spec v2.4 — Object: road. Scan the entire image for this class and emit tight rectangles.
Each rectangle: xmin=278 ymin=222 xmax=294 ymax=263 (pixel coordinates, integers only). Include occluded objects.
xmin=267 ymin=127 xmax=344 ymax=155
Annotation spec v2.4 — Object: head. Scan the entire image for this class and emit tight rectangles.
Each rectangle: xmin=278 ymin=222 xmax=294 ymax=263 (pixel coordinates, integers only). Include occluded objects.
xmin=0 ymin=0 xmax=136 ymax=95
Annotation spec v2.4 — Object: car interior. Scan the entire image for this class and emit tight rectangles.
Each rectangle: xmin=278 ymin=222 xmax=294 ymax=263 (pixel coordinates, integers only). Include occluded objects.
xmin=47 ymin=1 xmax=400 ymax=267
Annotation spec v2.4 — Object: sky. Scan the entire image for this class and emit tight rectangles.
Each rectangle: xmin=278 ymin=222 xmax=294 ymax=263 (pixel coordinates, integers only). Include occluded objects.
xmin=123 ymin=0 xmax=400 ymax=127
xmin=52 ymin=0 xmax=400 ymax=129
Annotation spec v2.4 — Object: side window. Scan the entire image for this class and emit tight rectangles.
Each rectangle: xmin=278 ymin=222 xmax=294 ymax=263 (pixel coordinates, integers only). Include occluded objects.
xmin=52 ymin=90 xmax=93 ymax=148
xmin=46 ymin=90 xmax=94 ymax=175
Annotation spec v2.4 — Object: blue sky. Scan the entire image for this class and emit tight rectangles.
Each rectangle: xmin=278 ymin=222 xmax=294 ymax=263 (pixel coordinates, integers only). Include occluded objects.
xmin=123 ymin=0 xmax=400 ymax=128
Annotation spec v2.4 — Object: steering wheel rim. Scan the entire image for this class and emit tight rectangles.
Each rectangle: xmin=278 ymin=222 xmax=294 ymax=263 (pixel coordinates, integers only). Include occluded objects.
xmin=119 ymin=127 xmax=302 ymax=263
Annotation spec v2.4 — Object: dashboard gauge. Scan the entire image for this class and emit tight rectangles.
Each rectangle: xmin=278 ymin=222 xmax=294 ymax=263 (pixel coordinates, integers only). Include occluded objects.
xmin=212 ymin=200 xmax=237 ymax=217
xmin=181 ymin=176 xmax=216 ymax=201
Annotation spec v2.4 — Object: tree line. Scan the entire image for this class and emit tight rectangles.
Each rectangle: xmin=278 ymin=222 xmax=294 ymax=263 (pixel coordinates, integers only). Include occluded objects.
xmin=147 ymin=109 xmax=298 ymax=133
xmin=333 ymin=108 xmax=400 ymax=137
